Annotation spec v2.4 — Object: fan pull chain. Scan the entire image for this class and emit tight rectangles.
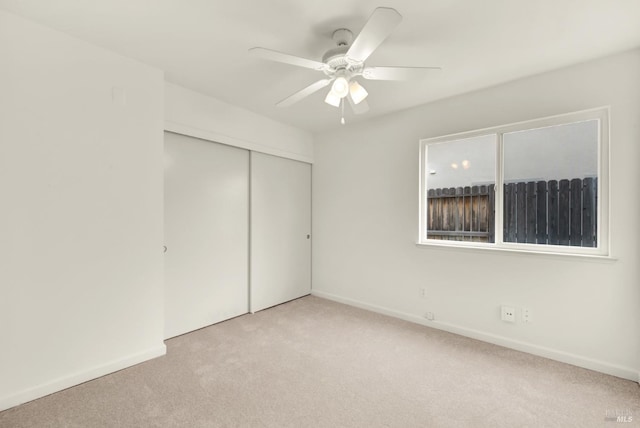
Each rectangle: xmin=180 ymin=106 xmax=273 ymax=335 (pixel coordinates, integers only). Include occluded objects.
xmin=341 ymin=99 xmax=346 ymax=125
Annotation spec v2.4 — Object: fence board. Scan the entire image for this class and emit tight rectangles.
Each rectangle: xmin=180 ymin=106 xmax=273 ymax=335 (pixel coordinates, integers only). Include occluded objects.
xmin=570 ymin=178 xmax=582 ymax=246
xmin=442 ymin=187 xmax=451 ymax=231
xmin=526 ymin=181 xmax=537 ymax=243
xmin=548 ymin=180 xmax=559 ymax=245
xmin=558 ymin=179 xmax=570 ymax=245
xmin=504 ymin=183 xmax=517 ymax=242
xmin=430 ymin=189 xmax=435 ymax=231
xmin=479 ymin=185 xmax=488 ymax=233
xmin=536 ymin=181 xmax=547 ymax=244
xmin=471 ymin=186 xmax=480 ymax=234
xmin=448 ymin=187 xmax=456 ymax=232
xmin=431 ymin=189 xmax=437 ymax=231
xmin=488 ymin=184 xmax=495 ymax=243
xmin=463 ymin=186 xmax=471 ymax=236
xmin=582 ymin=177 xmax=597 ymax=247
xmin=436 ymin=188 xmax=443 ymax=231
xmin=516 ymin=182 xmax=527 ymax=243
xmin=455 ymin=187 xmax=463 ymax=237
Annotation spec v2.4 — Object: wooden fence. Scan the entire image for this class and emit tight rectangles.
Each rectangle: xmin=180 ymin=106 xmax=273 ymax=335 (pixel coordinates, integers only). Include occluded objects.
xmin=426 ymin=185 xmax=494 ymax=242
xmin=427 ymin=177 xmax=597 ymax=247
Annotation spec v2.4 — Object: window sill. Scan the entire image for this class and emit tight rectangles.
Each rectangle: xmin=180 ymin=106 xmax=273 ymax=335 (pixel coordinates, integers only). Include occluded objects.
xmin=415 ymin=240 xmax=616 ymax=262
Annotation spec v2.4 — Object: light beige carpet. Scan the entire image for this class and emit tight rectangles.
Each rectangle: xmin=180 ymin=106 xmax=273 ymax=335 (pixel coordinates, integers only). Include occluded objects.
xmin=1 ymin=296 xmax=638 ymax=427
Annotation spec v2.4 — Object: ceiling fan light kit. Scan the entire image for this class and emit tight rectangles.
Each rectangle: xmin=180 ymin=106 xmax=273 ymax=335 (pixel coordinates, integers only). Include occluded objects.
xmin=331 ymin=75 xmax=350 ymax=98
xmin=349 ymin=80 xmax=368 ymax=105
xmin=324 ymin=90 xmax=341 ymax=107
xmin=249 ymin=7 xmax=441 ymax=123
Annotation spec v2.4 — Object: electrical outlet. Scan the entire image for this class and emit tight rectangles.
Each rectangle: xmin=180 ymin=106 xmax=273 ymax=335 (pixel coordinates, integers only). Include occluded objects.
xmin=501 ymin=306 xmax=516 ymax=323
xmin=425 ymin=312 xmax=434 ymax=321
xmin=420 ymin=287 xmax=427 ymax=298
xmin=522 ymin=308 xmax=532 ymax=323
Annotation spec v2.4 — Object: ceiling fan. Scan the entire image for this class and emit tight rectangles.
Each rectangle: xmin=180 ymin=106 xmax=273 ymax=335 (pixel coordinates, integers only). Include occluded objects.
xmin=249 ymin=7 xmax=441 ymax=123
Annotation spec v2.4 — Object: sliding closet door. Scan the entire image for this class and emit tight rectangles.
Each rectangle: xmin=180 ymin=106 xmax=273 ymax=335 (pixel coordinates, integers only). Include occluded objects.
xmin=164 ymin=132 xmax=249 ymax=339
xmin=250 ymin=152 xmax=311 ymax=312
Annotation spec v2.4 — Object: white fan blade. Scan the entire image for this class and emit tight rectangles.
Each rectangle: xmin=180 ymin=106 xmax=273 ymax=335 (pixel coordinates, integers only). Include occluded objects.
xmin=249 ymin=47 xmax=327 ymax=71
xmin=346 ymin=7 xmax=402 ymax=63
xmin=348 ymin=94 xmax=369 ymax=114
xmin=277 ymin=79 xmax=332 ymax=107
xmin=362 ymin=66 xmax=442 ymax=80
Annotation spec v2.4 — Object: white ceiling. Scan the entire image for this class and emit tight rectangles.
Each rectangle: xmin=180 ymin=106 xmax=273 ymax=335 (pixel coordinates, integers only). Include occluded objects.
xmin=2 ymin=0 xmax=640 ymax=133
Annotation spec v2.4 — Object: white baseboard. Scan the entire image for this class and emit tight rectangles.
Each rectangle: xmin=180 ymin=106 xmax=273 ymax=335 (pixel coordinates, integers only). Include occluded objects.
xmin=312 ymin=290 xmax=639 ymax=382
xmin=0 ymin=344 xmax=166 ymax=412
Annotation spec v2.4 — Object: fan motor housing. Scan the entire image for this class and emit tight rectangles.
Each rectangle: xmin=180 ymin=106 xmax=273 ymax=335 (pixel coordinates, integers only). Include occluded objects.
xmin=322 ymin=47 xmax=365 ymax=77
xmin=322 ymin=46 xmax=350 ymax=67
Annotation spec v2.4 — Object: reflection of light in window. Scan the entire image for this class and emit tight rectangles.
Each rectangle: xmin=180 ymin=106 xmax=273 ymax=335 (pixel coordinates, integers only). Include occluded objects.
xmin=462 ymin=160 xmax=470 ymax=169
xmin=451 ymin=163 xmax=459 ymax=169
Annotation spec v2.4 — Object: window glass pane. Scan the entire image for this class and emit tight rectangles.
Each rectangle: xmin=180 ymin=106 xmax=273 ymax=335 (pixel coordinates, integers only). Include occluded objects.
xmin=502 ymin=120 xmax=598 ymax=247
xmin=426 ymin=135 xmax=496 ymax=242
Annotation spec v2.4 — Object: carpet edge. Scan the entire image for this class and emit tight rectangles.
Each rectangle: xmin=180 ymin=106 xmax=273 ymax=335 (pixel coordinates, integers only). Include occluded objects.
xmin=0 ymin=343 xmax=167 ymax=412
xmin=311 ymin=290 xmax=639 ymax=382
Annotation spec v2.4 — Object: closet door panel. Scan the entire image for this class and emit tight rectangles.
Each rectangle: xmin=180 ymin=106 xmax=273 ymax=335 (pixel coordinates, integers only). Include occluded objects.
xmin=164 ymin=132 xmax=249 ymax=339
xmin=250 ymin=152 xmax=311 ymax=312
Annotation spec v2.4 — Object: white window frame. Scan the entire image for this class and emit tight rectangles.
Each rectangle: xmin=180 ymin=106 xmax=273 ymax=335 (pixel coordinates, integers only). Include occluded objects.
xmin=418 ymin=107 xmax=610 ymax=257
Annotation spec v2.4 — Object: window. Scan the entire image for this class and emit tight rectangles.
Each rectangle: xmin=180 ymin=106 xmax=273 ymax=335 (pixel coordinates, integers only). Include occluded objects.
xmin=419 ymin=108 xmax=609 ymax=256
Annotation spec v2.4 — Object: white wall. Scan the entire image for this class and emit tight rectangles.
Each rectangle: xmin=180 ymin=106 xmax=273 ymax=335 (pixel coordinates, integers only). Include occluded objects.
xmin=312 ymin=49 xmax=640 ymax=380
xmin=0 ymin=10 xmax=165 ymax=410
xmin=165 ymin=82 xmax=314 ymax=163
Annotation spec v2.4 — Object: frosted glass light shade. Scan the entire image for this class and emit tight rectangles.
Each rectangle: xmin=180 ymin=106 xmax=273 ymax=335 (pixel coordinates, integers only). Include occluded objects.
xmin=324 ymin=90 xmax=341 ymax=107
xmin=331 ymin=77 xmax=349 ymax=98
xmin=349 ymin=81 xmax=368 ymax=104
